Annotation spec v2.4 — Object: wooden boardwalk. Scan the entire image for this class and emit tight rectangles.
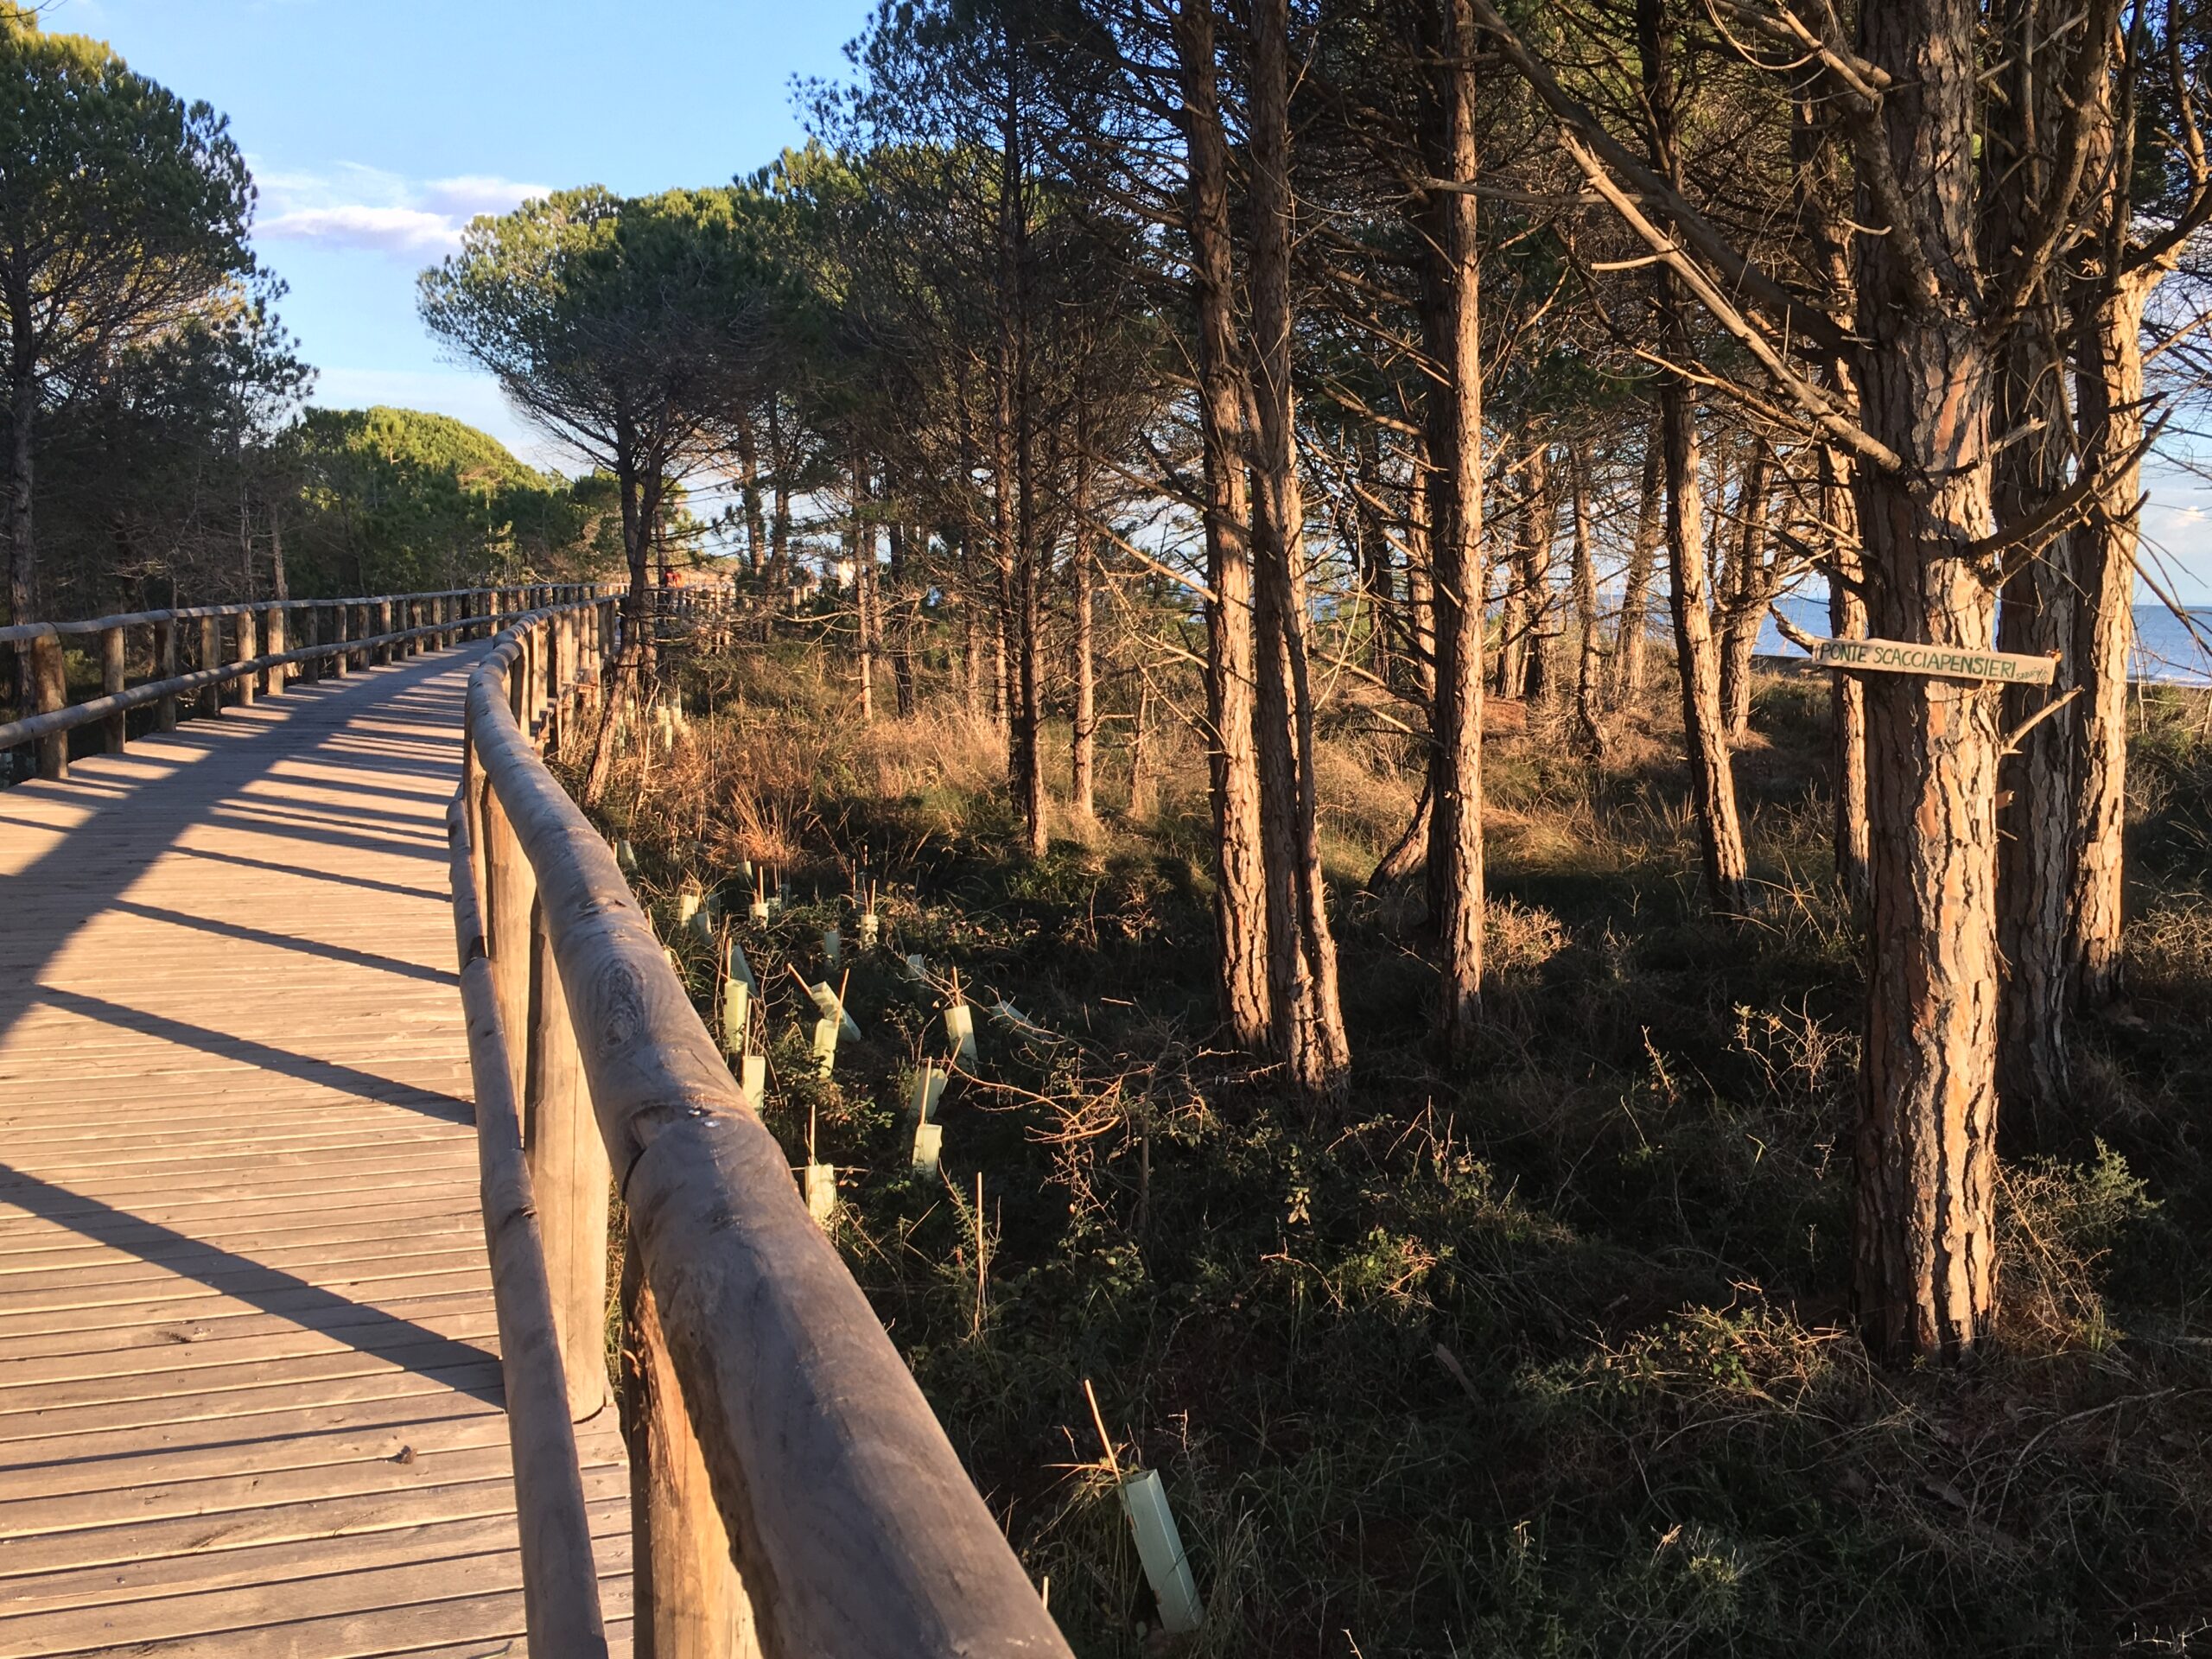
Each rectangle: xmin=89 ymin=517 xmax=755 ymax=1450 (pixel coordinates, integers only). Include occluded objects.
xmin=0 ymin=650 xmax=630 ymax=1656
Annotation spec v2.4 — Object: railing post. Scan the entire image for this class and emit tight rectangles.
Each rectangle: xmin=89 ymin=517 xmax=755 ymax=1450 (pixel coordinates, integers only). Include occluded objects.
xmin=560 ymin=608 xmax=578 ymax=730
xmin=235 ymin=608 xmax=257 ymax=706
xmin=481 ymin=779 xmax=535 ymax=1115
xmin=331 ymin=603 xmax=349 ymax=677
xmin=621 ymin=1243 xmax=755 ymax=1658
xmin=526 ymin=898 xmax=611 ymax=1421
xmin=264 ymin=604 xmax=286 ymax=696
xmin=197 ymin=615 xmax=220 ymax=719
xmin=153 ymin=619 xmax=179 ymax=730
xmin=99 ymin=625 xmax=126 ymax=753
xmin=378 ymin=601 xmax=394 ymax=665
xmin=30 ymin=632 xmax=67 ymax=780
xmin=543 ymin=616 xmax=562 ymax=744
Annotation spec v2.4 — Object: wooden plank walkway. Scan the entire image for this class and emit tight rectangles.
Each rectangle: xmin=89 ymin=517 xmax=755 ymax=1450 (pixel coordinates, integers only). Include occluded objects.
xmin=0 ymin=650 xmax=631 ymax=1656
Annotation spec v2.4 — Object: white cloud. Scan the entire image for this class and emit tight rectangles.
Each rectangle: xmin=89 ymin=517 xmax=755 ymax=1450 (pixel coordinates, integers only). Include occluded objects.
xmin=260 ymin=204 xmax=465 ymax=254
xmin=252 ymin=164 xmax=547 ymax=258
xmin=421 ymin=175 xmax=553 ymax=218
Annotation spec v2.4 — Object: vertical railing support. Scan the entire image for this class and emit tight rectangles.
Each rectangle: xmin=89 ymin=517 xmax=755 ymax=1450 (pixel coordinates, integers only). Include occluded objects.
xmin=235 ymin=609 xmax=257 ymax=706
xmin=30 ymin=632 xmax=67 ymax=780
xmin=526 ymin=899 xmax=611 ymax=1421
xmin=378 ymin=601 xmax=394 ymax=664
xmin=264 ymin=604 xmax=286 ymax=696
xmin=482 ymin=780 xmax=535 ymax=1113
xmin=197 ymin=615 xmax=220 ymax=719
xmin=622 ymin=1244 xmax=755 ymax=1658
xmin=153 ymin=620 xmax=179 ymax=730
xmin=99 ymin=625 xmax=126 ymax=753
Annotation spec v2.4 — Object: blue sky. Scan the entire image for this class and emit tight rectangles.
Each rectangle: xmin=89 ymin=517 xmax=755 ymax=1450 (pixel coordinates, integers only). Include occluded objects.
xmin=47 ymin=0 xmax=874 ymax=468
xmin=36 ymin=0 xmax=2212 ymax=602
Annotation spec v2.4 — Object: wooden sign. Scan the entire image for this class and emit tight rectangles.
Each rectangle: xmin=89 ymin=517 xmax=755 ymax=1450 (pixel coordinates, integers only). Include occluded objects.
xmin=1811 ymin=636 xmax=2057 ymax=685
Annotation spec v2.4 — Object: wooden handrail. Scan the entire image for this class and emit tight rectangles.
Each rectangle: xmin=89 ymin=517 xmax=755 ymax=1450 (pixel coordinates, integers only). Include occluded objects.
xmin=462 ymin=601 xmax=1071 ymax=1658
xmin=444 ymin=784 xmax=615 ymax=1659
xmin=0 ymin=587 xmax=575 ymax=645
xmin=1 ymin=584 xmax=623 ymax=783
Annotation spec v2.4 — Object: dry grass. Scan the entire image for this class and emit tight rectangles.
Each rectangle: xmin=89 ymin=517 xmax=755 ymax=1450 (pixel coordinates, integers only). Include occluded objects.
xmin=571 ymin=647 xmax=2212 ymax=1658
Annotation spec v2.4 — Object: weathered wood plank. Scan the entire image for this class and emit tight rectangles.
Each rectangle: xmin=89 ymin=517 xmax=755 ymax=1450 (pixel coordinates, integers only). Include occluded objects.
xmin=0 ymin=647 xmax=628 ymax=1654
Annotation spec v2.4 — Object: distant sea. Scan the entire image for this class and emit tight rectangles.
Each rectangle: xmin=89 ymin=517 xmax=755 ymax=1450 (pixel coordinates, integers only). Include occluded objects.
xmin=1758 ymin=596 xmax=2212 ymax=687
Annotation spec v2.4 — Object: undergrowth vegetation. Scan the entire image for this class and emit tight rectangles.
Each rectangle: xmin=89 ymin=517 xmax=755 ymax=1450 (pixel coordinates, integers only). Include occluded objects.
xmin=566 ymin=645 xmax=2212 ymax=1657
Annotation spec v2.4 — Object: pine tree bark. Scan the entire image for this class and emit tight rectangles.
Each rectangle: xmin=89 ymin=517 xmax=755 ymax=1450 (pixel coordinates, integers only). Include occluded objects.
xmin=1569 ymin=442 xmax=1605 ymax=753
xmin=1638 ymin=0 xmax=1748 ymax=918
xmin=1609 ymin=428 xmax=1663 ymax=708
xmin=1249 ymin=0 xmax=1351 ymax=1102
xmin=1176 ymin=0 xmax=1272 ymax=1052
xmin=2069 ymin=274 xmax=2147 ymax=1013
xmin=887 ymin=521 xmax=918 ymax=718
xmin=1404 ymin=448 xmax=1438 ymax=702
xmin=1822 ymin=449 xmax=1872 ymax=911
xmin=1071 ymin=399 xmax=1098 ymax=820
xmin=849 ymin=467 xmax=876 ymax=725
xmin=959 ymin=525 xmax=984 ymax=721
xmin=736 ymin=409 xmax=767 ymax=575
xmin=1986 ymin=13 xmax=2082 ymax=1135
xmin=1717 ymin=443 xmax=1772 ymax=745
xmin=767 ymin=398 xmax=793 ymax=624
xmin=995 ymin=36 xmax=1047 ymax=858
xmin=1355 ymin=426 xmax=1396 ymax=683
xmin=1848 ymin=0 xmax=2004 ymax=1363
xmin=1418 ymin=0 xmax=1487 ymax=1060
xmin=7 ymin=353 xmax=36 ymax=635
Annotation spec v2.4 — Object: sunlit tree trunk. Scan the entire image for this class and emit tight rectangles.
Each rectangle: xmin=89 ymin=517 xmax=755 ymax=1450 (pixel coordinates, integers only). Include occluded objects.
xmin=1985 ymin=12 xmax=2082 ymax=1135
xmin=1355 ymin=426 xmax=1395 ymax=683
xmin=1176 ymin=0 xmax=1272 ymax=1051
xmin=1717 ymin=443 xmax=1772 ymax=744
xmin=887 ymin=521 xmax=918 ymax=718
xmin=1849 ymin=0 xmax=2003 ymax=1363
xmin=849 ymin=465 xmax=876 ymax=725
xmin=2069 ymin=274 xmax=2147 ymax=1013
xmin=1249 ymin=0 xmax=1350 ymax=1102
xmin=1404 ymin=445 xmax=1438 ymax=702
xmin=1071 ymin=429 xmax=1098 ymax=822
xmin=1609 ymin=428 xmax=1663 ymax=708
xmin=736 ymin=409 xmax=766 ymax=575
xmin=1569 ymin=442 xmax=1605 ymax=753
xmin=1638 ymin=0 xmax=1747 ymax=918
xmin=958 ymin=526 xmax=984 ymax=721
xmin=1418 ymin=0 xmax=1487 ymax=1060
xmin=1822 ymin=450 xmax=1872 ymax=911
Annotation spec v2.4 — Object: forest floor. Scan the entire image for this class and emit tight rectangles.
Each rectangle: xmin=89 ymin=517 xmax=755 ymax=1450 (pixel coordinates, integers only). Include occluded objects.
xmin=573 ymin=640 xmax=2212 ymax=1659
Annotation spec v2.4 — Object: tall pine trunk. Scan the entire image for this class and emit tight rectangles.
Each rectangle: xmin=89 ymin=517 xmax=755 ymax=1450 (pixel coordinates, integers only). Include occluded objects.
xmin=7 ymin=363 xmax=35 ymax=634
xmin=1418 ymin=0 xmax=1487 ymax=1060
xmin=1609 ymin=428 xmax=1663 ymax=708
xmin=2069 ymin=275 xmax=2147 ymax=1013
xmin=887 ymin=522 xmax=918 ymax=718
xmin=1849 ymin=0 xmax=2003 ymax=1362
xmin=1639 ymin=0 xmax=1748 ymax=918
xmin=736 ymin=410 xmax=766 ymax=575
xmin=1249 ymin=0 xmax=1351 ymax=1102
xmin=1569 ymin=444 xmax=1605 ymax=753
xmin=1176 ymin=0 xmax=1272 ymax=1052
xmin=1984 ymin=8 xmax=2085 ymax=1135
xmin=1717 ymin=443 xmax=1771 ymax=744
xmin=1823 ymin=449 xmax=1872 ymax=909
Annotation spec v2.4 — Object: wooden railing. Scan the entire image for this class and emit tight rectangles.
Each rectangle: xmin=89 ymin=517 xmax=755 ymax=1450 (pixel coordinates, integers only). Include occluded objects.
xmin=0 ymin=584 xmax=618 ymax=782
xmin=452 ymin=601 xmax=1072 ymax=1657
